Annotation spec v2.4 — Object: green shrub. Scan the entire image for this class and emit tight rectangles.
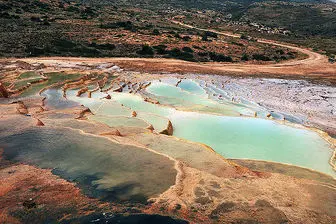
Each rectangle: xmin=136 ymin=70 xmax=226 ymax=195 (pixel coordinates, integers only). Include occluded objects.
xmin=168 ymin=48 xmax=194 ymax=61
xmin=137 ymin=45 xmax=154 ymax=55
xmin=252 ymin=54 xmax=271 ymax=61
xmin=241 ymin=54 xmax=249 ymax=61
xmin=152 ymin=29 xmax=160 ymax=35
xmin=182 ymin=47 xmax=193 ymax=53
xmin=153 ymin=45 xmax=167 ymax=54
xmin=209 ymin=52 xmax=233 ymax=62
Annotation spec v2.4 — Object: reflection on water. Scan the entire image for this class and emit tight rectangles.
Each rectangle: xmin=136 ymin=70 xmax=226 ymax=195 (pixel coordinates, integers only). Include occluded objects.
xmin=0 ymin=127 xmax=176 ymax=202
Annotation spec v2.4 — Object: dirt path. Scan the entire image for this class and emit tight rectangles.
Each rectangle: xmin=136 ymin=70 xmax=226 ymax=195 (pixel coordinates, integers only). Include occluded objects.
xmin=171 ymin=20 xmax=325 ymax=67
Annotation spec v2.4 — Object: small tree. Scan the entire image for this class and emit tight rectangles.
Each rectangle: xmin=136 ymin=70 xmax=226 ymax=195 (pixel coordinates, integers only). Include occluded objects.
xmin=137 ymin=45 xmax=154 ymax=55
xmin=241 ymin=54 xmax=249 ymax=61
xmin=152 ymin=29 xmax=160 ymax=35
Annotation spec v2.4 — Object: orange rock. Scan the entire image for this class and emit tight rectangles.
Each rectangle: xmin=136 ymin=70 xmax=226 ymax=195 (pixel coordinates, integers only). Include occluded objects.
xmin=0 ymin=82 xmax=9 ymax=98
xmin=115 ymin=129 xmax=122 ymax=136
xmin=146 ymin=124 xmax=154 ymax=132
xmin=36 ymin=119 xmax=44 ymax=126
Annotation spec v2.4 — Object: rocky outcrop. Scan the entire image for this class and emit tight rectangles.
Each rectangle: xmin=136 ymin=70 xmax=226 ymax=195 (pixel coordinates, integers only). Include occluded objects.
xmin=160 ymin=120 xmax=173 ymax=136
xmin=113 ymin=86 xmax=123 ymax=92
xmin=76 ymin=87 xmax=89 ymax=97
xmin=16 ymin=101 xmax=28 ymax=114
xmin=0 ymin=82 xmax=9 ymax=98
xmin=98 ymin=76 xmax=108 ymax=90
xmin=105 ymin=94 xmax=111 ymax=100
xmin=76 ymin=107 xmax=93 ymax=119
xmin=36 ymin=119 xmax=45 ymax=126
xmin=115 ymin=129 xmax=122 ymax=136
xmin=140 ymin=82 xmax=151 ymax=89
xmin=132 ymin=111 xmax=137 ymax=117
xmin=144 ymin=97 xmax=160 ymax=104
xmin=146 ymin=124 xmax=154 ymax=132
xmin=100 ymin=129 xmax=122 ymax=137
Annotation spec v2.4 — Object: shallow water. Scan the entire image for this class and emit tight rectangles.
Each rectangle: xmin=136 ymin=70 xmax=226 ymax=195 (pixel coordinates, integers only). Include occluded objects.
xmin=0 ymin=127 xmax=176 ymax=201
xmin=48 ymin=79 xmax=335 ymax=176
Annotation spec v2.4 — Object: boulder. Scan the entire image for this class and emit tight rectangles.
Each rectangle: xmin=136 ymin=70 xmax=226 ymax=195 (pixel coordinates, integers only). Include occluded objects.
xmin=132 ymin=111 xmax=137 ymax=117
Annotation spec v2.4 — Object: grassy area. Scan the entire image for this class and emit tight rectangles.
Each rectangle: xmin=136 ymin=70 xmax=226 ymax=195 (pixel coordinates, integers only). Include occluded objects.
xmin=18 ymin=71 xmax=38 ymax=79
xmin=14 ymin=78 xmax=42 ymax=89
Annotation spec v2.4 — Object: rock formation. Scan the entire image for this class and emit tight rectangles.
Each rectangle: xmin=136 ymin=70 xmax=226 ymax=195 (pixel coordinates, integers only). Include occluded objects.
xmin=113 ymin=86 xmax=123 ymax=92
xmin=16 ymin=101 xmax=28 ymax=114
xmin=146 ymin=124 xmax=154 ymax=132
xmin=132 ymin=111 xmax=137 ymax=117
xmin=160 ymin=120 xmax=173 ymax=136
xmin=76 ymin=87 xmax=89 ymax=97
xmin=144 ymin=97 xmax=160 ymax=104
xmin=0 ymin=82 xmax=9 ymax=98
xmin=36 ymin=119 xmax=45 ymax=126
xmin=105 ymin=94 xmax=111 ymax=100
xmin=76 ymin=107 xmax=93 ymax=119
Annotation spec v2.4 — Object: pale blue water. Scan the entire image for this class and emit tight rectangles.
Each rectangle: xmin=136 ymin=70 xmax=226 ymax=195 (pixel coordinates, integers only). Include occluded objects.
xmin=63 ymin=80 xmax=335 ymax=177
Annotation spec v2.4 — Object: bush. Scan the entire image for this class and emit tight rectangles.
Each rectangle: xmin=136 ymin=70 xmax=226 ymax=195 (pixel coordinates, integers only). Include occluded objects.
xmin=152 ymin=29 xmax=160 ymax=35
xmin=153 ymin=45 xmax=167 ymax=54
xmin=30 ymin=16 xmax=42 ymax=22
xmin=89 ymin=43 xmax=116 ymax=50
xmin=240 ymin=34 xmax=249 ymax=40
xmin=192 ymin=45 xmax=203 ymax=50
xmin=182 ymin=47 xmax=193 ymax=53
xmin=137 ymin=45 xmax=154 ymax=55
xmin=168 ymin=48 xmax=194 ymax=61
xmin=241 ymin=54 xmax=249 ymax=61
xmin=198 ymin=52 xmax=208 ymax=57
xmin=100 ymin=21 xmax=136 ymax=32
xmin=201 ymin=31 xmax=217 ymax=41
xmin=205 ymin=31 xmax=218 ymax=38
xmin=209 ymin=52 xmax=233 ymax=62
xmin=252 ymin=54 xmax=271 ymax=61
xmin=182 ymin=36 xmax=191 ymax=41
